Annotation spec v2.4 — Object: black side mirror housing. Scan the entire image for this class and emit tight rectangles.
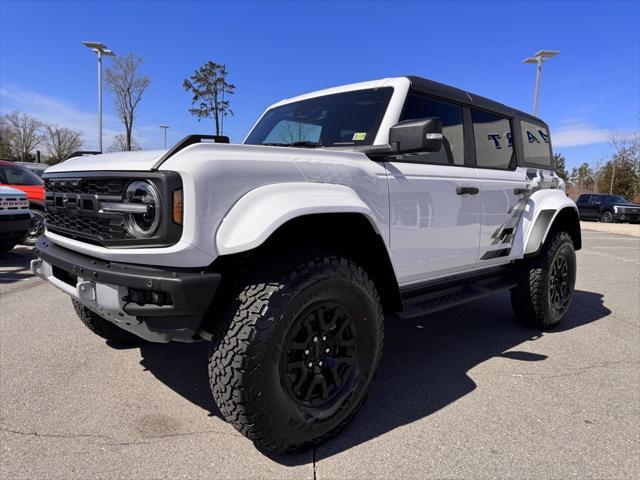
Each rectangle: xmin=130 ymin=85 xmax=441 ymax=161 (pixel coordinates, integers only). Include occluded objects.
xmin=389 ymin=117 xmax=443 ymax=154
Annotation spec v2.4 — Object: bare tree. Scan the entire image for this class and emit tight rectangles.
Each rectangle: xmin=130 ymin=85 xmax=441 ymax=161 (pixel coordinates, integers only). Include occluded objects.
xmin=0 ymin=122 xmax=15 ymax=159
xmin=43 ymin=125 xmax=83 ymax=164
xmin=105 ymin=53 xmax=150 ymax=151
xmin=0 ymin=111 xmax=43 ymax=161
xmin=108 ymin=133 xmax=141 ymax=152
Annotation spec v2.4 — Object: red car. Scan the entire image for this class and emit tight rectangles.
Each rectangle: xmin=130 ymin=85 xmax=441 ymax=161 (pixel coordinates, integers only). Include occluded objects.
xmin=0 ymin=160 xmax=45 ymax=244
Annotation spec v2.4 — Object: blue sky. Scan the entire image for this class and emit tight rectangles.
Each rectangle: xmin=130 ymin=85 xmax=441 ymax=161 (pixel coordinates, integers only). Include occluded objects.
xmin=1 ymin=0 xmax=638 ymax=170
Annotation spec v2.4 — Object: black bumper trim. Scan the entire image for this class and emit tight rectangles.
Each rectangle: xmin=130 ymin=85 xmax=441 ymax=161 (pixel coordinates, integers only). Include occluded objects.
xmin=35 ymin=238 xmax=220 ymax=321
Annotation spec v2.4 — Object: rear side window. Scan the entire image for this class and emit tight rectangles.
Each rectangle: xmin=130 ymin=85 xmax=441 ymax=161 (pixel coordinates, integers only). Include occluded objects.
xmin=398 ymin=94 xmax=465 ymax=165
xmin=0 ymin=166 xmax=43 ymax=186
xmin=521 ymin=120 xmax=552 ymax=166
xmin=577 ymin=194 xmax=591 ymax=203
xmin=471 ymin=110 xmax=514 ymax=169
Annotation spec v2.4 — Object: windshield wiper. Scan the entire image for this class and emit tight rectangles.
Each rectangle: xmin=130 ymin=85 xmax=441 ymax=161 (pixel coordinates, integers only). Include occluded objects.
xmin=261 ymin=141 xmax=321 ymax=148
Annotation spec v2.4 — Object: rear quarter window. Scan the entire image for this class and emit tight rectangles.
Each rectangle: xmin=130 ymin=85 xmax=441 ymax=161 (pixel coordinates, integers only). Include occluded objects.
xmin=521 ymin=120 xmax=552 ymax=167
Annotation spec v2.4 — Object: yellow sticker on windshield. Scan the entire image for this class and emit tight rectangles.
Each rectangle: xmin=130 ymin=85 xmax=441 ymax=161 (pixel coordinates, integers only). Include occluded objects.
xmin=352 ymin=132 xmax=367 ymax=141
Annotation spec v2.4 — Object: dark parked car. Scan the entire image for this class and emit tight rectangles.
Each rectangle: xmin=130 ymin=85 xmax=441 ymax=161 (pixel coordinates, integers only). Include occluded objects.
xmin=576 ymin=193 xmax=640 ymax=223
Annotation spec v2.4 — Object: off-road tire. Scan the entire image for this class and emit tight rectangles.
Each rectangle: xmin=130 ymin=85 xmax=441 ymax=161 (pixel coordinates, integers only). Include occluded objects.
xmin=23 ymin=209 xmax=45 ymax=245
xmin=511 ymin=231 xmax=576 ymax=329
xmin=208 ymin=254 xmax=384 ymax=453
xmin=599 ymin=211 xmax=613 ymax=223
xmin=72 ymin=299 xmax=142 ymax=345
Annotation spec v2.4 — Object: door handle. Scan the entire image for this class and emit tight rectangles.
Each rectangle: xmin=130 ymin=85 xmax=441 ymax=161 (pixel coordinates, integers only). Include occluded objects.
xmin=456 ymin=186 xmax=479 ymax=195
xmin=513 ymin=188 xmax=531 ymax=195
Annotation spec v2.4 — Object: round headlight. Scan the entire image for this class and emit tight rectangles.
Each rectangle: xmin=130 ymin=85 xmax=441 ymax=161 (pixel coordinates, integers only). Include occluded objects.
xmin=123 ymin=181 xmax=161 ymax=238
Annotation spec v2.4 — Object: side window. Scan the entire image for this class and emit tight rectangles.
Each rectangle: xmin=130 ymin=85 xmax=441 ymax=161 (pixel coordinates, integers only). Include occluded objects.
xmin=577 ymin=194 xmax=591 ymax=203
xmin=471 ymin=109 xmax=514 ymax=170
xmin=397 ymin=94 xmax=464 ymax=165
xmin=521 ymin=120 xmax=552 ymax=166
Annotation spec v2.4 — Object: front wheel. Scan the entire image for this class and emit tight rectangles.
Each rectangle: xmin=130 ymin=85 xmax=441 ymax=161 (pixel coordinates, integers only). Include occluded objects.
xmin=599 ymin=211 xmax=613 ymax=223
xmin=23 ymin=209 xmax=45 ymax=245
xmin=511 ymin=231 xmax=576 ymax=329
xmin=208 ymin=254 xmax=384 ymax=453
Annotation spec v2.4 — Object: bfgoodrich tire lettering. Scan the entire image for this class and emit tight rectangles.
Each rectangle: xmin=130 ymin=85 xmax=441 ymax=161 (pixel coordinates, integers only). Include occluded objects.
xmin=511 ymin=231 xmax=576 ymax=329
xmin=208 ymin=254 xmax=384 ymax=452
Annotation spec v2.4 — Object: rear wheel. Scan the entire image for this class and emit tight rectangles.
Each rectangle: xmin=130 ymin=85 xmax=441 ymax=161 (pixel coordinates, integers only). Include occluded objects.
xmin=599 ymin=211 xmax=613 ymax=223
xmin=208 ymin=254 xmax=384 ymax=452
xmin=511 ymin=231 xmax=576 ymax=329
xmin=72 ymin=299 xmax=142 ymax=346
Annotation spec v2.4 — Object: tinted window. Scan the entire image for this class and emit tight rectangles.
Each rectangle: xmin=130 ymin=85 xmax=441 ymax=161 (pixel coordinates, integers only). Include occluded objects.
xmin=471 ymin=110 xmax=514 ymax=169
xmin=604 ymin=195 xmax=629 ymax=203
xmin=245 ymin=88 xmax=393 ymax=147
xmin=521 ymin=120 xmax=552 ymax=166
xmin=577 ymin=194 xmax=591 ymax=203
xmin=396 ymin=94 xmax=465 ymax=165
xmin=0 ymin=165 xmax=44 ymax=186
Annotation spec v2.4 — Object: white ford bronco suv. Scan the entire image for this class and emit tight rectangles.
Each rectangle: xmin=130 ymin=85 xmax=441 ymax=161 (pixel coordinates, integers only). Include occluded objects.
xmin=32 ymin=76 xmax=580 ymax=452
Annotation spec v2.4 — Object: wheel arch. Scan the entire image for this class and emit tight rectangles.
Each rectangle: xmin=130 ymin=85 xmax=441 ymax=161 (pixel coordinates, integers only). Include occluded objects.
xmin=524 ymin=206 xmax=581 ymax=257
xmin=212 ymin=211 xmax=403 ymax=313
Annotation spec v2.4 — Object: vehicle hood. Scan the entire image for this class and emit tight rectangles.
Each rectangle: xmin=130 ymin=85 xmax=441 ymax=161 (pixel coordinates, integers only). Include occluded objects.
xmin=614 ymin=202 xmax=640 ymax=207
xmin=0 ymin=185 xmax=27 ymax=197
xmin=43 ymin=144 xmax=369 ymax=174
xmin=44 ymin=150 xmax=167 ymax=173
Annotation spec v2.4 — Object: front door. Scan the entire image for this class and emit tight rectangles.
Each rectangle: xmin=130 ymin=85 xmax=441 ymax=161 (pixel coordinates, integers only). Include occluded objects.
xmin=386 ymin=93 xmax=480 ymax=286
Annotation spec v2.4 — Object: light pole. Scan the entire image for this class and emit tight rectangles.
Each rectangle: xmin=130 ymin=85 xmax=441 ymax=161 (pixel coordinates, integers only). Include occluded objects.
xmin=522 ymin=50 xmax=559 ymax=116
xmin=159 ymin=125 xmax=169 ymax=149
xmin=82 ymin=41 xmax=115 ymax=152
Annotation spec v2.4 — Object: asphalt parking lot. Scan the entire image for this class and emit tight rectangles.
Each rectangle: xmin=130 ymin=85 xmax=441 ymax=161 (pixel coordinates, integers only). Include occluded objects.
xmin=1 ymin=230 xmax=639 ymax=479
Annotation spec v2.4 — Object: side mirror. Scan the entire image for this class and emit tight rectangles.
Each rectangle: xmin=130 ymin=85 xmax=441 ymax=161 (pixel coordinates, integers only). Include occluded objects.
xmin=389 ymin=117 xmax=443 ymax=154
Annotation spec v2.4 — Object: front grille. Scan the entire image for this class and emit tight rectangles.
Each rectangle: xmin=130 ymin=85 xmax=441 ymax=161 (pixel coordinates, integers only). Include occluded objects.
xmin=44 ymin=176 xmax=136 ymax=245
xmin=44 ymin=178 xmax=129 ymax=195
xmin=43 ymin=171 xmax=183 ymax=248
xmin=46 ymin=211 xmax=133 ymax=242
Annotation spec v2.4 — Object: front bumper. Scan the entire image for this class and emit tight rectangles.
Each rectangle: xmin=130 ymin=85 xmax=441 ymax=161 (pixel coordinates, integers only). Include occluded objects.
xmin=0 ymin=213 xmax=31 ymax=242
xmin=32 ymin=238 xmax=221 ymax=342
xmin=613 ymin=212 xmax=640 ymax=223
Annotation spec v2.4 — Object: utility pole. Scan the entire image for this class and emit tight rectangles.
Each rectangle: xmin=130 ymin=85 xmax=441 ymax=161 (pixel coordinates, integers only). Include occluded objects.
xmin=82 ymin=41 xmax=115 ymax=152
xmin=159 ymin=125 xmax=169 ymax=149
xmin=522 ymin=50 xmax=559 ymax=116
xmin=609 ymin=164 xmax=616 ymax=194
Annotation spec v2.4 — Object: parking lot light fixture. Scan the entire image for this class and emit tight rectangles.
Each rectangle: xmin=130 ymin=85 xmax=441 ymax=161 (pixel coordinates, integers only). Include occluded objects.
xmin=160 ymin=125 xmax=169 ymax=149
xmin=82 ymin=41 xmax=115 ymax=153
xmin=522 ymin=49 xmax=559 ymax=116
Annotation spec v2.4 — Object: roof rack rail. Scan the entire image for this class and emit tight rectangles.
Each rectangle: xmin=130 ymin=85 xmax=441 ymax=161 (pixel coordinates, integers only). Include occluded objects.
xmin=152 ymin=134 xmax=230 ymax=170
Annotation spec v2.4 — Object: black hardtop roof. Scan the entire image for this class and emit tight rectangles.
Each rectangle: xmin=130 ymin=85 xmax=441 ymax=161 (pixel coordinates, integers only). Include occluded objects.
xmin=406 ymin=76 xmax=547 ymax=126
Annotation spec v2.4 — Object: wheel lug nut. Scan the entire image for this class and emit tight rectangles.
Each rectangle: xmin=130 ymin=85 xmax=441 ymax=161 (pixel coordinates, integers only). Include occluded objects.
xmin=325 ymin=348 xmax=330 ymax=353
xmin=308 ymin=362 xmax=313 ymax=368
xmin=322 ymin=336 xmax=327 ymax=341
xmin=304 ymin=349 xmax=309 ymax=355
xmin=318 ymin=361 xmax=323 ymax=366
xmin=313 ymin=337 xmax=318 ymax=343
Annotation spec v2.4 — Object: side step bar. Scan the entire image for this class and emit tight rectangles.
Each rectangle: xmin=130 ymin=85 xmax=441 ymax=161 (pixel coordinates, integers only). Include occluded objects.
xmin=395 ymin=272 xmax=517 ymax=320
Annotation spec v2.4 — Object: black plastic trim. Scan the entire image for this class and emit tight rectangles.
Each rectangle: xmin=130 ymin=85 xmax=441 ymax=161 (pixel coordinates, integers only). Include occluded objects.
xmin=35 ymin=237 xmax=220 ymax=319
xmin=42 ymin=170 xmax=183 ymax=248
xmin=151 ymin=134 xmax=230 ymax=171
xmin=524 ymin=209 xmax=555 ymax=257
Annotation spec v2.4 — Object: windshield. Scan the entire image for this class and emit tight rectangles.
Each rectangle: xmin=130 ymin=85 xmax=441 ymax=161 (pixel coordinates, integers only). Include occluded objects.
xmin=0 ymin=165 xmax=44 ymax=186
xmin=245 ymin=88 xmax=393 ymax=148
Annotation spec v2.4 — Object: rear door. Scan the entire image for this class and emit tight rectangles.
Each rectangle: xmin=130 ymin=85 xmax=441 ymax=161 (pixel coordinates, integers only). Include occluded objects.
xmin=471 ymin=109 xmax=530 ymax=263
xmin=386 ymin=93 xmax=480 ymax=285
xmin=576 ymin=194 xmax=593 ymax=218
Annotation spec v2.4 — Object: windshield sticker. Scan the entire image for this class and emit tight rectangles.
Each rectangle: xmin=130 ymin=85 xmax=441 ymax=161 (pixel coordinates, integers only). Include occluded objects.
xmin=352 ymin=132 xmax=367 ymax=141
